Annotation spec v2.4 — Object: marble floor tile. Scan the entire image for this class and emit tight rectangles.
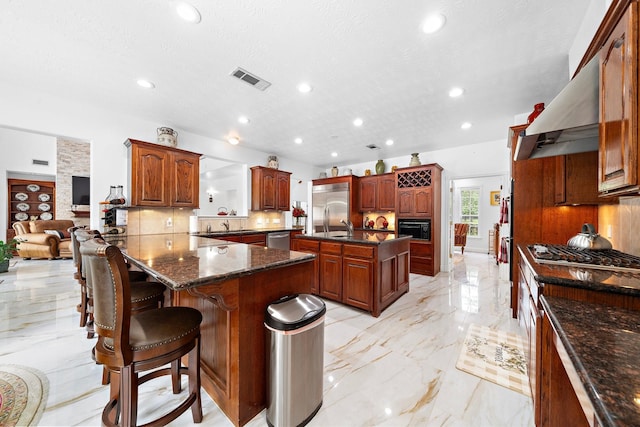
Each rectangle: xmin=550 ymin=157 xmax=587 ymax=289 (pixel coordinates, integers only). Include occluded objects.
xmin=0 ymin=252 xmax=533 ymax=426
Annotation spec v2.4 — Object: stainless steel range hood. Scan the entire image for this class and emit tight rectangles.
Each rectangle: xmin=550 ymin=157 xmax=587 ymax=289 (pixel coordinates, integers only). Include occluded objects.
xmin=513 ymin=55 xmax=600 ymax=161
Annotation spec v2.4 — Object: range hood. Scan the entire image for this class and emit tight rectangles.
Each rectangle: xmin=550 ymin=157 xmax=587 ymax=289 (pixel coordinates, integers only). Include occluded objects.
xmin=513 ymin=55 xmax=600 ymax=161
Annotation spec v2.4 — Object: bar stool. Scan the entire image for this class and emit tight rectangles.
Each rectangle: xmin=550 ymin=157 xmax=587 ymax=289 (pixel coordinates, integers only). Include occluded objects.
xmin=80 ymin=237 xmax=203 ymax=427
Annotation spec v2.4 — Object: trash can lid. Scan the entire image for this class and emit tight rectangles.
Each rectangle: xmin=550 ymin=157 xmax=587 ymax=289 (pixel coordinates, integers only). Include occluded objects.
xmin=265 ymin=294 xmax=326 ymax=331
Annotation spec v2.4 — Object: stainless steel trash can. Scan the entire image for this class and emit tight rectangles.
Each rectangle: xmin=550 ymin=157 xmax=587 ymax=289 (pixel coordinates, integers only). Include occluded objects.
xmin=265 ymin=294 xmax=326 ymax=427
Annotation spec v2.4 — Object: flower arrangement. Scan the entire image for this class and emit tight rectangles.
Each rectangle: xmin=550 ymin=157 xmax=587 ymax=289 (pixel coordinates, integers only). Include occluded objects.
xmin=292 ymin=206 xmax=306 ymax=218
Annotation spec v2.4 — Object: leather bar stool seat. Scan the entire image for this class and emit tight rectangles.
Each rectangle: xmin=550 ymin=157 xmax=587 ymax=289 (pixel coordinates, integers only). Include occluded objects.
xmin=81 ymin=237 xmax=203 ymax=427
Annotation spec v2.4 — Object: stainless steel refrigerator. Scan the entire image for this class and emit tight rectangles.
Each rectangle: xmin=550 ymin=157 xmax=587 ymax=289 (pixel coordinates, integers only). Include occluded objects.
xmin=312 ymin=182 xmax=349 ymax=232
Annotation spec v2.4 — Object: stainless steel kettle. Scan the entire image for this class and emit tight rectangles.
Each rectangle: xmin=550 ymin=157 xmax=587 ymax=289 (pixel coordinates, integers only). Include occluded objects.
xmin=567 ymin=223 xmax=612 ymax=250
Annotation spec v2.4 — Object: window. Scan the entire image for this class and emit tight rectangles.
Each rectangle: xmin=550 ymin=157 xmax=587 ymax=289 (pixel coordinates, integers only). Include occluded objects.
xmin=459 ymin=188 xmax=479 ymax=237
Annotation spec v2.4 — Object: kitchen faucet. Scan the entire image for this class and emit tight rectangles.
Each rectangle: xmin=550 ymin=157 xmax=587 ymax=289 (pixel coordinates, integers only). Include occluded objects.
xmin=222 ymin=220 xmax=230 ymax=232
xmin=340 ymin=219 xmax=354 ymax=236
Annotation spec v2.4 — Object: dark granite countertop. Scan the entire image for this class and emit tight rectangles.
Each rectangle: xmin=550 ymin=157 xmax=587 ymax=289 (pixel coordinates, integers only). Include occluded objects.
xmin=105 ymin=233 xmax=314 ymax=290
xmin=541 ymin=295 xmax=640 ymax=427
xmin=295 ymin=230 xmax=410 ymax=244
xmin=190 ymin=227 xmax=301 ymax=238
xmin=518 ymin=245 xmax=640 ymax=297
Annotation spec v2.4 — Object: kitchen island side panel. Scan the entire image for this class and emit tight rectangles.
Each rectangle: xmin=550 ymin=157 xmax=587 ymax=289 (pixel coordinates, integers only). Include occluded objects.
xmin=174 ymin=259 xmax=315 ymax=427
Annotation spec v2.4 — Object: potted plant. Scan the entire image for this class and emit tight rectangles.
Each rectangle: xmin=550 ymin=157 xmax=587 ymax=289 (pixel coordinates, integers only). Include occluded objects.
xmin=0 ymin=239 xmax=18 ymax=273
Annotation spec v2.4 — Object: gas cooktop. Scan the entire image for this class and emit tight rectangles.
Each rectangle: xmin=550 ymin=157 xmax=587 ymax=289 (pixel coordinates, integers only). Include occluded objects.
xmin=529 ymin=244 xmax=640 ymax=273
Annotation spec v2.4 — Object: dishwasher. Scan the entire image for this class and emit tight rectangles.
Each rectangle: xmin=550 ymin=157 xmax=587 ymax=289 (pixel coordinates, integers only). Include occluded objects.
xmin=267 ymin=232 xmax=291 ymax=250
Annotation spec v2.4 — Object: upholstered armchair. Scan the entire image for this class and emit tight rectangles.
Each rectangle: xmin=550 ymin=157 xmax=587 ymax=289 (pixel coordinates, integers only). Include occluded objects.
xmin=454 ymin=223 xmax=469 ymax=254
xmin=12 ymin=219 xmax=75 ymax=259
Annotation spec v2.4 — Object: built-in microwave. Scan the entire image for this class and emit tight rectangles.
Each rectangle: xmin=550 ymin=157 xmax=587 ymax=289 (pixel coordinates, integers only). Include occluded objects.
xmin=398 ymin=219 xmax=431 ymax=240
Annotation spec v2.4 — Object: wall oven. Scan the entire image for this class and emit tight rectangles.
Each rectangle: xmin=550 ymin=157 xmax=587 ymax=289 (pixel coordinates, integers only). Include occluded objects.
xmin=398 ymin=219 xmax=431 ymax=240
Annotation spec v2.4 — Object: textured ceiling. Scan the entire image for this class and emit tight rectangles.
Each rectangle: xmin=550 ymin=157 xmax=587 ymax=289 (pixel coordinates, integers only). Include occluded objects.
xmin=0 ymin=0 xmax=589 ymax=168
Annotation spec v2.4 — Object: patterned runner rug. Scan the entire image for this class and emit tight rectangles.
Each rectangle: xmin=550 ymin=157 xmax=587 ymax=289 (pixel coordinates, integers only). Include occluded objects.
xmin=456 ymin=324 xmax=530 ymax=396
xmin=0 ymin=365 xmax=49 ymax=426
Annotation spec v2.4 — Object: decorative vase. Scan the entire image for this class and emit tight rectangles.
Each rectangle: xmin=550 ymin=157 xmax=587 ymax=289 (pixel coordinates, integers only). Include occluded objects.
xmin=409 ymin=153 xmax=421 ymax=166
xmin=267 ymin=155 xmax=279 ymax=169
xmin=0 ymin=259 xmax=8 ymax=273
xmin=157 ymin=127 xmax=178 ymax=147
xmin=364 ymin=169 xmax=371 ymax=176
xmin=331 ymin=166 xmax=339 ymax=177
xmin=375 ymin=160 xmax=385 ymax=175
xmin=527 ymin=103 xmax=545 ymax=124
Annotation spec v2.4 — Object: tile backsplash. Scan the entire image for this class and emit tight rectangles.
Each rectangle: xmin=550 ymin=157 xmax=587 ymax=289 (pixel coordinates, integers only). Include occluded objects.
xmin=599 ymin=196 xmax=640 ymax=256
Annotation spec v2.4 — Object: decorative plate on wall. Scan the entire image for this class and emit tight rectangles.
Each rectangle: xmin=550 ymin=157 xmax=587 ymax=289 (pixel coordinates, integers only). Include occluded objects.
xmin=15 ymin=212 xmax=28 ymax=221
xmin=26 ymin=184 xmax=40 ymax=192
xmin=38 ymin=203 xmax=51 ymax=212
xmin=40 ymin=212 xmax=53 ymax=220
xmin=16 ymin=203 xmax=30 ymax=211
xmin=38 ymin=193 xmax=50 ymax=202
xmin=15 ymin=192 xmax=28 ymax=201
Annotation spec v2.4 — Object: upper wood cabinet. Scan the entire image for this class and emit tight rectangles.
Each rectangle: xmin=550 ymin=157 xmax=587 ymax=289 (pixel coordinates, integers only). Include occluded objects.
xmin=358 ymin=174 xmax=395 ymax=212
xmin=125 ymin=139 xmax=201 ymax=208
xmin=554 ymin=152 xmax=609 ymax=205
xmin=395 ymin=165 xmax=441 ymax=218
xmin=250 ymin=166 xmax=291 ymax=211
xmin=599 ymin=2 xmax=639 ymax=195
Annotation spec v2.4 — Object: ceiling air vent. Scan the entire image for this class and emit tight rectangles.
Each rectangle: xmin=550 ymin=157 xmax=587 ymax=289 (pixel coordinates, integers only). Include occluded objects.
xmin=366 ymin=144 xmax=381 ymax=150
xmin=230 ymin=67 xmax=271 ymax=91
xmin=32 ymin=159 xmax=49 ymax=166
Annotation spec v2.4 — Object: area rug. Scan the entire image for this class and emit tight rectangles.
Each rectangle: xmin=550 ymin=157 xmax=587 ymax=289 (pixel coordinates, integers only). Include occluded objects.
xmin=456 ymin=324 xmax=530 ymax=396
xmin=0 ymin=365 xmax=49 ymax=426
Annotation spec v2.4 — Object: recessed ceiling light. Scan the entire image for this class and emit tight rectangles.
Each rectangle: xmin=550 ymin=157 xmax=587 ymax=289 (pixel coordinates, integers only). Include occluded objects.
xmin=176 ymin=2 xmax=201 ymax=23
xmin=227 ymin=137 xmax=240 ymax=145
xmin=449 ymin=87 xmax=464 ymax=97
xmin=238 ymin=116 xmax=250 ymax=124
xmin=353 ymin=118 xmax=363 ymax=127
xmin=297 ymin=82 xmax=313 ymax=93
xmin=386 ymin=139 xmax=394 ymax=146
xmin=294 ymin=138 xmax=303 ymax=144
xmin=137 ymin=79 xmax=155 ymax=89
xmin=331 ymin=152 xmax=338 ymax=157
xmin=461 ymin=122 xmax=472 ymax=130
xmin=422 ymin=13 xmax=446 ymax=34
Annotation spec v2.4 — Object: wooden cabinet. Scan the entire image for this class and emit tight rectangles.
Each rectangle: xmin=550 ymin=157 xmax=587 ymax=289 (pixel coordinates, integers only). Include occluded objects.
xmin=342 ymin=244 xmax=374 ymax=311
xmin=319 ymin=241 xmax=343 ymax=300
xmin=293 ymin=238 xmax=319 ymax=293
xmin=518 ymin=256 xmax=543 ymax=425
xmin=7 ymin=178 xmax=56 ymax=239
xmin=125 ymin=139 xmax=200 ymax=208
xmin=540 ymin=314 xmax=591 ymax=427
xmin=599 ymin=2 xmax=639 ymax=196
xmin=554 ymin=152 xmax=609 ymax=205
xmin=250 ymin=166 xmax=291 ymax=211
xmin=295 ymin=235 xmax=410 ymax=316
xmin=359 ymin=174 xmax=395 ymax=212
xmin=396 ymin=164 xmax=442 ymax=276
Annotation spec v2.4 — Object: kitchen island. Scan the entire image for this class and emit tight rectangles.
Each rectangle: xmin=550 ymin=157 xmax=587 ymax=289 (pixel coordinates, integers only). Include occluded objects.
xmin=294 ymin=231 xmax=411 ymax=316
xmin=106 ymin=233 xmax=316 ymax=427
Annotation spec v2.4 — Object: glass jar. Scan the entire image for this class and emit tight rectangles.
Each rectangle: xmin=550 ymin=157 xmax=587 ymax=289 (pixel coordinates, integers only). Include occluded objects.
xmin=105 ymin=186 xmax=117 ymax=203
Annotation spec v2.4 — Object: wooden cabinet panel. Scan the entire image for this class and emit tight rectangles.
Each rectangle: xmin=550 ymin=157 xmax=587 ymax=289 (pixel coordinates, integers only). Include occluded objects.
xmin=242 ymin=234 xmax=266 ymax=246
xmin=358 ymin=174 xmax=396 ymax=212
xmin=343 ymin=244 xmax=374 ymax=258
xmin=359 ymin=176 xmax=377 ymax=211
xmin=599 ymin=3 xmax=639 ymax=195
xmin=134 ymin=144 xmax=169 ymax=206
xmin=554 ymin=152 xmax=608 ymax=205
xmin=293 ymin=238 xmax=319 ymax=294
xmin=126 ymin=139 xmax=201 ymax=208
xmin=378 ymin=175 xmax=396 ymax=211
xmin=171 ymin=151 xmax=199 ymax=206
xmin=413 ymin=188 xmax=432 ymax=216
xmin=396 ymin=189 xmax=413 ymax=216
xmin=343 ymin=257 xmax=373 ymax=310
xmin=319 ymin=253 xmax=342 ymax=300
xmin=251 ymin=166 xmax=291 ymax=211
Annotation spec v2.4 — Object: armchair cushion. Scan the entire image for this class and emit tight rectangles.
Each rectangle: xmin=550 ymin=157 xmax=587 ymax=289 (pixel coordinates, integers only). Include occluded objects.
xmin=13 ymin=219 xmax=75 ymax=259
xmin=44 ymin=229 xmax=71 ymax=239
